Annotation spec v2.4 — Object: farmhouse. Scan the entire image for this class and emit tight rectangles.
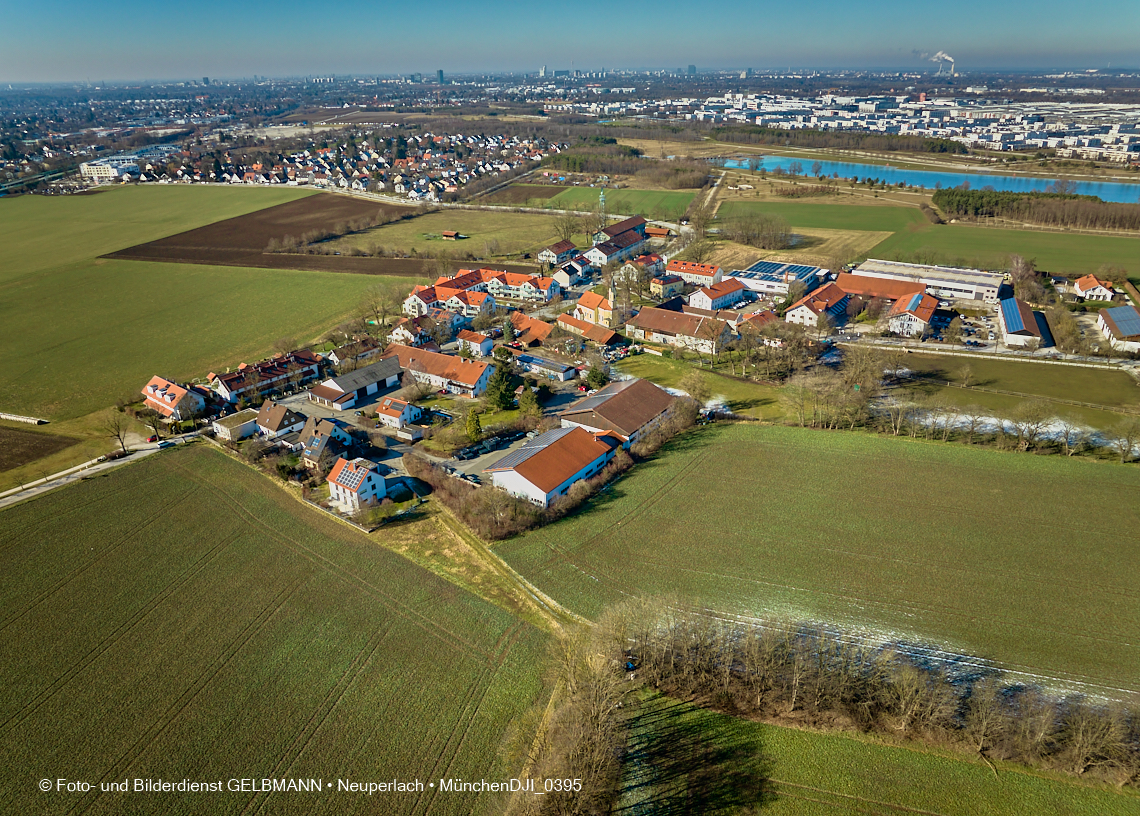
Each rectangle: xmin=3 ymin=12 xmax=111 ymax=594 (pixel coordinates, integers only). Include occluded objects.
xmin=539 ymin=240 xmax=577 ymax=266
xmin=584 ymin=230 xmax=647 ymax=266
xmin=375 ymin=397 xmax=423 ymax=429
xmin=456 ymin=329 xmax=493 ymax=356
xmin=327 ymin=457 xmax=386 ymax=511
xmin=785 ymin=282 xmax=850 ymax=329
xmin=381 ymin=344 xmax=492 ymax=397
xmin=141 ymin=375 xmax=206 ymax=420
xmin=211 ymin=408 xmax=260 ymax=441
xmin=484 ymin=427 xmax=619 ymax=507
xmin=256 ymin=400 xmax=307 ymax=439
xmin=556 ymin=314 xmax=621 ymax=345
xmin=307 ymin=357 xmax=403 ymax=411
xmin=1073 ymin=274 xmax=1116 ymax=301
xmin=1097 ymin=304 xmax=1140 ymax=353
xmin=298 ymin=416 xmax=352 ymax=470
xmin=208 ymin=349 xmax=321 ymax=404
xmin=886 ymin=292 xmax=938 ymax=337
xmin=997 ymin=297 xmax=1045 ymax=348
xmin=510 ymin=311 xmax=555 ymax=346
xmin=625 ymin=307 xmax=731 ymax=354
xmin=574 ymin=290 xmax=615 ymax=327
xmin=559 ymin=378 xmax=675 ymax=447
xmin=689 ymin=278 xmax=747 ymax=312
xmin=592 ymin=215 xmax=648 ymax=245
xmin=854 ymin=259 xmax=1003 ymax=303
xmin=666 ymin=260 xmax=723 ymax=286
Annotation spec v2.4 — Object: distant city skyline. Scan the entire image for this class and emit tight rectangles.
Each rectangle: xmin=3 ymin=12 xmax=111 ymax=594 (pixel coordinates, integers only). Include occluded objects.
xmin=2 ymin=0 xmax=1138 ymax=84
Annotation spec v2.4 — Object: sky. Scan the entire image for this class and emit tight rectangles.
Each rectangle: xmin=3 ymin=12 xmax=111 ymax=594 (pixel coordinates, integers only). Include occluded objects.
xmin=3 ymin=0 xmax=1139 ymax=83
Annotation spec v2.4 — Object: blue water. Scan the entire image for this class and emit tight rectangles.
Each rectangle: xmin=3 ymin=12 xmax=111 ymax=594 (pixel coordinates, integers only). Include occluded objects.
xmin=723 ymin=156 xmax=1140 ymax=204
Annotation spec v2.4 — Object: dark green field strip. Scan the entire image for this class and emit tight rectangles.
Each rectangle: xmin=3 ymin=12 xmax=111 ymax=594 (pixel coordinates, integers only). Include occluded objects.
xmin=621 ymin=692 xmax=1140 ymax=816
xmin=716 ymin=201 xmax=927 ymax=232
xmin=0 ymin=447 xmax=547 ymax=816
xmin=498 ymin=425 xmax=1140 ymax=693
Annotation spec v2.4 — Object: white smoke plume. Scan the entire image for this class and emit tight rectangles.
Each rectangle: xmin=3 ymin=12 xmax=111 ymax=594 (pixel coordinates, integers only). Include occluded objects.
xmin=929 ymin=51 xmax=955 ymax=63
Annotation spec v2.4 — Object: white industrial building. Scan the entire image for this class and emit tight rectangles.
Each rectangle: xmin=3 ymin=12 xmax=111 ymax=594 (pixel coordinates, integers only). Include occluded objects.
xmin=854 ymin=259 xmax=1003 ymax=303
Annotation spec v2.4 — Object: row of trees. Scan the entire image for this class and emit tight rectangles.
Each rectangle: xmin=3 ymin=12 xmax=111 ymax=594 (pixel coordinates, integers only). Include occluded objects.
xmin=933 ymin=188 xmax=1140 ymax=232
xmin=721 ymin=212 xmax=794 ymax=249
xmin=595 ymin=598 xmax=1140 ymax=786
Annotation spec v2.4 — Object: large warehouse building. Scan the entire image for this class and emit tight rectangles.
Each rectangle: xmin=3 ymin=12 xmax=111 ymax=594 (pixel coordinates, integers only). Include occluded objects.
xmin=853 ymin=259 xmax=1004 ymax=303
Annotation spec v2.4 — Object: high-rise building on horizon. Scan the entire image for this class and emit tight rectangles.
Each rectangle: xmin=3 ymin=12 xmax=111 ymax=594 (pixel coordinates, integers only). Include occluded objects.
xmin=437 ymin=69 xmax=444 ymax=84
xmin=687 ymin=65 xmax=696 ymax=76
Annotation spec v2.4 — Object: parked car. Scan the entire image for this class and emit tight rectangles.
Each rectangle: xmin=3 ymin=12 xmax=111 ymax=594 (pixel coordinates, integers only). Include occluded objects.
xmin=157 ymin=441 xmax=175 ymax=449
xmin=146 ymin=435 xmax=158 ymax=443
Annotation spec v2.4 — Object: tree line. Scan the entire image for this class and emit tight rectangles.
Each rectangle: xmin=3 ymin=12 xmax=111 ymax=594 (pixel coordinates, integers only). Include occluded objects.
xmin=709 ymin=125 xmax=968 ymax=155
xmin=595 ymin=598 xmax=1140 ymax=788
xmin=933 ymin=188 xmax=1140 ymax=232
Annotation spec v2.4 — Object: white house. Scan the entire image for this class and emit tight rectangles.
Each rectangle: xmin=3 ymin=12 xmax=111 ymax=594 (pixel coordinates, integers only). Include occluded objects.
xmin=381 ymin=345 xmax=492 ymax=398
xmin=785 ymin=282 xmax=850 ymax=330
xmin=886 ymin=292 xmax=938 ymax=337
xmin=375 ymin=397 xmax=423 ymax=429
xmin=625 ymin=307 xmax=731 ymax=355
xmin=538 ymin=240 xmax=577 ymax=266
xmin=211 ymin=408 xmax=260 ymax=441
xmin=559 ymin=378 xmax=675 ymax=448
xmin=404 ymin=286 xmax=443 ymax=316
xmin=689 ymin=278 xmax=747 ymax=312
xmin=484 ymin=427 xmax=619 ymax=507
xmin=141 ymin=376 xmax=206 ymax=421
xmin=256 ymin=400 xmax=307 ymax=439
xmin=327 ymin=457 xmax=387 ymax=511
xmin=666 ymin=260 xmax=723 ymax=287
xmin=1073 ymin=274 xmax=1116 ymax=301
xmin=455 ymin=329 xmax=494 ymax=356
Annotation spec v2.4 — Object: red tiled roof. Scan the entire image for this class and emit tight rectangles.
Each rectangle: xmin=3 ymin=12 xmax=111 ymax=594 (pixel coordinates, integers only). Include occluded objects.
xmin=456 ymin=329 xmax=490 ymax=343
xmin=381 ymin=344 xmax=489 ymax=388
xmin=790 ymin=282 xmax=848 ymax=316
xmin=577 ymin=291 xmax=612 ymax=312
xmin=667 ymin=260 xmax=721 ymax=278
xmin=835 ymin=273 xmax=925 ymax=302
xmin=494 ymin=427 xmax=613 ymax=494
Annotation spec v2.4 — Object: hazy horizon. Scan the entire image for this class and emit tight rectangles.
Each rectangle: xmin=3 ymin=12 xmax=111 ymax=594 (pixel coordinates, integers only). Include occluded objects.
xmin=3 ymin=0 xmax=1138 ymax=85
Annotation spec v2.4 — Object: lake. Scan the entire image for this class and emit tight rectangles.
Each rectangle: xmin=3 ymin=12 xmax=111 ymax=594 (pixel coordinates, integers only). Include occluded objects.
xmin=723 ymin=156 xmax=1140 ymax=203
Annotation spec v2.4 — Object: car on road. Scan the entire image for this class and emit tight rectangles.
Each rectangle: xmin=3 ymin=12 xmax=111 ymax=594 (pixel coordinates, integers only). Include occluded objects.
xmin=146 ymin=435 xmax=158 ymax=443
xmin=157 ymin=441 xmax=175 ymax=449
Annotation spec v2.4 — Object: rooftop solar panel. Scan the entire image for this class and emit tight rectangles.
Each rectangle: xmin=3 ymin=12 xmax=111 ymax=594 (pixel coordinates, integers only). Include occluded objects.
xmin=1000 ymin=298 xmax=1026 ymax=334
xmin=1105 ymin=305 xmax=1140 ymax=338
xmin=485 ymin=427 xmax=576 ymax=472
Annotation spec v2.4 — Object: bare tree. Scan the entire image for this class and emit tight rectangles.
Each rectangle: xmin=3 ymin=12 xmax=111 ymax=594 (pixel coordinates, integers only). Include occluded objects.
xmin=1010 ymin=399 xmax=1052 ymax=451
xmin=1109 ymin=416 xmax=1140 ymax=464
xmin=679 ymin=369 xmax=710 ymax=407
xmin=101 ymin=411 xmax=130 ymax=454
xmin=553 ymin=211 xmax=579 ymax=244
xmin=272 ymin=337 xmax=298 ymax=356
xmin=1055 ymin=415 xmax=1089 ymax=457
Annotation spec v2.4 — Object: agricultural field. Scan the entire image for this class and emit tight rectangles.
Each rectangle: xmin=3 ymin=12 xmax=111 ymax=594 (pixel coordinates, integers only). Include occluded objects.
xmin=543 ymin=187 xmax=697 ymax=220
xmin=0 ymin=425 xmax=79 ymax=473
xmin=0 ymin=185 xmax=313 ymax=282
xmin=0 ymin=186 xmax=426 ymax=424
xmin=621 ymin=691 xmax=1140 ymax=816
xmin=0 ymin=445 xmax=547 ymax=816
xmin=705 ymin=228 xmax=892 ymax=270
xmin=616 ymin=355 xmax=784 ymax=420
xmin=477 ymin=183 xmax=563 ymax=206
xmin=716 ymin=200 xmax=929 ymax=233
xmin=328 ymin=209 xmax=566 ymax=259
xmin=497 ymin=424 xmax=1140 ymax=694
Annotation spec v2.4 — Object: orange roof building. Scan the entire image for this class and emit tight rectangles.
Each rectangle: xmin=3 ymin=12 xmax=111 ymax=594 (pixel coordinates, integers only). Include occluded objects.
xmin=484 ymin=427 xmax=620 ymax=507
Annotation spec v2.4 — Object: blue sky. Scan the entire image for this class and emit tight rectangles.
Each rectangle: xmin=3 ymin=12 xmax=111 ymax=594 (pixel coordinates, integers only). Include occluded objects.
xmin=3 ymin=0 xmax=1138 ymax=82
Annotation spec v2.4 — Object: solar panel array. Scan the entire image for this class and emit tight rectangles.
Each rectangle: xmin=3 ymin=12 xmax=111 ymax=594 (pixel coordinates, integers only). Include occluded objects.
xmin=740 ymin=261 xmax=822 ymax=282
xmin=336 ymin=461 xmax=370 ymax=491
xmin=1105 ymin=305 xmax=1140 ymax=338
xmin=1000 ymin=298 xmax=1028 ymax=334
xmin=485 ymin=427 xmax=576 ymax=472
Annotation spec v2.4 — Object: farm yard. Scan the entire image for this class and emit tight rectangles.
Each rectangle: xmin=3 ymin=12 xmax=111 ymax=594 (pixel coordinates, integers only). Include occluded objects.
xmin=497 ymin=424 xmax=1140 ymax=695
xmin=0 ymin=445 xmax=547 ymax=816
xmin=621 ymin=691 xmax=1140 ymax=816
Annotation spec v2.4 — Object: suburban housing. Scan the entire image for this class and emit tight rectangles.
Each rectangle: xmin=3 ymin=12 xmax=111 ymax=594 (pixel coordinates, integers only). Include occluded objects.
xmin=141 ymin=375 xmax=206 ymax=420
xmin=327 ymin=457 xmax=386 ymax=511
xmin=381 ymin=344 xmax=492 ymax=397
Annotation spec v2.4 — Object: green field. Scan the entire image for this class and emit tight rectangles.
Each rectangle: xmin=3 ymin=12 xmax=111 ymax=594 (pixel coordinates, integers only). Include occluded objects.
xmin=331 ymin=209 xmax=566 ymax=257
xmin=897 ymin=353 xmax=1140 ymax=427
xmin=0 ymin=445 xmax=547 ymax=816
xmin=715 ymin=200 xmax=1140 ymax=274
xmin=0 ymin=187 xmax=415 ymax=421
xmin=622 ymin=691 xmax=1140 ymax=816
xmin=0 ymin=186 xmax=312 ymax=283
xmin=497 ymin=424 xmax=1140 ymax=693
xmin=717 ymin=200 xmax=928 ymax=233
xmin=544 ymin=187 xmax=697 ymax=220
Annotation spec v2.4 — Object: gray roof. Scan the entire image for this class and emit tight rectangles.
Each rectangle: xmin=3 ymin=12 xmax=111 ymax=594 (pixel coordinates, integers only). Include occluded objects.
xmin=484 ymin=427 xmax=576 ymax=472
xmin=1103 ymin=305 xmax=1140 ymax=340
xmin=327 ymin=357 xmax=402 ymax=393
